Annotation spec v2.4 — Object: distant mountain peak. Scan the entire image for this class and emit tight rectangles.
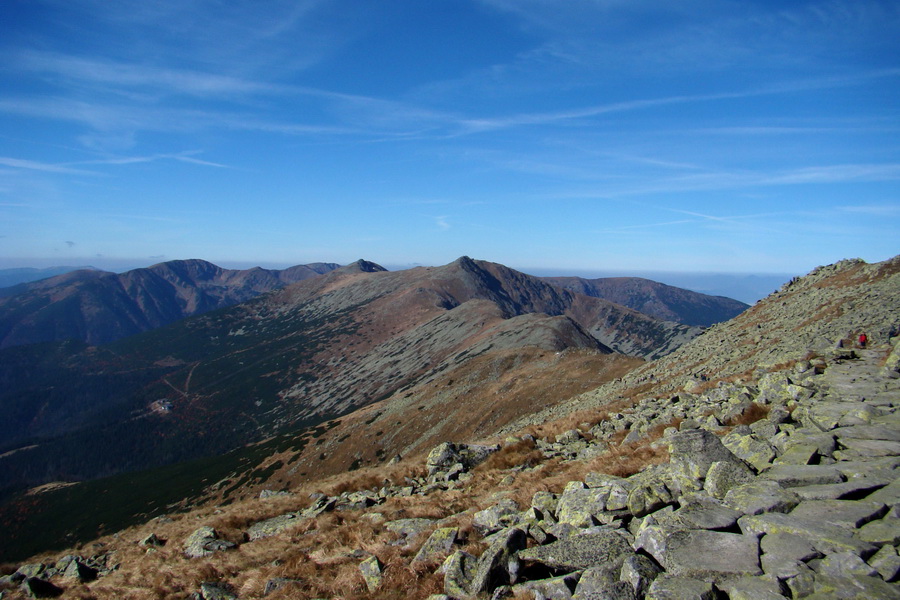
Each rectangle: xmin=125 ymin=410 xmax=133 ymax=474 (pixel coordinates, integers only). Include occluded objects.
xmin=343 ymin=259 xmax=387 ymax=273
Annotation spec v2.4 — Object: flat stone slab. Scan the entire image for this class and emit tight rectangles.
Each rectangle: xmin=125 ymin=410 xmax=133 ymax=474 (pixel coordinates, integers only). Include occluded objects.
xmin=663 ymin=530 xmax=761 ymax=582
xmin=865 ymin=476 xmax=900 ymax=506
xmin=832 ymin=425 xmax=900 ymax=442
xmin=837 ymin=438 xmax=900 ymax=458
xmin=723 ymin=480 xmax=801 ymax=516
xmin=670 ymin=502 xmax=742 ymax=530
xmin=646 ymin=574 xmax=716 ymax=600
xmin=738 ymin=513 xmax=877 ymax=557
xmin=760 ymin=532 xmax=820 ymax=563
xmin=759 ymin=465 xmax=844 ymax=488
xmin=518 ymin=528 xmax=634 ymax=571
xmin=789 ymin=499 xmax=886 ymax=529
xmin=857 ymin=516 xmax=900 ymax=545
xmin=792 ymin=477 xmax=888 ymax=501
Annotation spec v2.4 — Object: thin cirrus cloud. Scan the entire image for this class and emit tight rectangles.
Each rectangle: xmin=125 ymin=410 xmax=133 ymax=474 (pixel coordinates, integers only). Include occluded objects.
xmin=0 ymin=157 xmax=97 ymax=175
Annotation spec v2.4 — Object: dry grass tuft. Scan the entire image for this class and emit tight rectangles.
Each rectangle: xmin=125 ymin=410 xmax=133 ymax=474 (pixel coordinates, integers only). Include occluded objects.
xmin=723 ymin=402 xmax=770 ymax=427
xmin=476 ymin=438 xmax=544 ymax=472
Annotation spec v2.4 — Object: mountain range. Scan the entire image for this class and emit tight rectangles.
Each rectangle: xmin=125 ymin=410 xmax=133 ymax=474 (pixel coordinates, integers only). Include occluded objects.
xmin=0 ymin=256 xmax=714 ymax=493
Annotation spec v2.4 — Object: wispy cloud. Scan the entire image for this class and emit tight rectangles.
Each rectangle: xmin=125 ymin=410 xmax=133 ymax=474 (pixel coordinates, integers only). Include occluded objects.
xmin=837 ymin=204 xmax=900 ymax=217
xmin=71 ymin=151 xmax=231 ymax=169
xmin=0 ymin=157 xmax=97 ymax=175
xmin=454 ymin=69 xmax=900 ymax=135
xmin=17 ymin=51 xmax=283 ymax=97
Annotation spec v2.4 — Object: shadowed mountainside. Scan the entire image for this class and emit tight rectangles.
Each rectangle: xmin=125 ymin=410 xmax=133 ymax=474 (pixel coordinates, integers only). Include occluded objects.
xmin=0 ymin=259 xmax=341 ymax=349
xmin=0 ymin=257 xmax=696 ymax=495
xmin=542 ymin=275 xmax=749 ymax=327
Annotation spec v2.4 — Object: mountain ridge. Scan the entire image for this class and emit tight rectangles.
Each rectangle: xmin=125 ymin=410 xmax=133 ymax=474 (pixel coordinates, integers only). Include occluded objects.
xmin=542 ymin=275 xmax=749 ymax=327
xmin=0 ymin=259 xmax=341 ymax=348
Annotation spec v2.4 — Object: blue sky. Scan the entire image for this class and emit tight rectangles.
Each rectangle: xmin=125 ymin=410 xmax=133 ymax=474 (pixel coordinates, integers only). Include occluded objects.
xmin=1 ymin=0 xmax=898 ymax=280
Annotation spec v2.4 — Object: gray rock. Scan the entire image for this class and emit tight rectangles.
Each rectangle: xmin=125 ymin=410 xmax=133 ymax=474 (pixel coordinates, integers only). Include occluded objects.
xmin=759 ymin=464 xmax=845 ymax=488
xmin=515 ymin=573 xmax=579 ymax=600
xmin=426 ymin=442 xmax=499 ymax=475
xmin=469 ymin=528 xmax=527 ymax=594
xmin=519 ymin=528 xmax=634 ymax=571
xmin=556 ymin=483 xmax=610 ymax=527
xmin=413 ymin=527 xmax=458 ymax=563
xmin=869 ymin=544 xmax=900 ymax=582
xmin=619 ymin=553 xmax=661 ymax=596
xmin=760 ymin=532 xmax=821 ymax=563
xmin=670 ymin=501 xmax=742 ymax=530
xmin=738 ymin=512 xmax=877 ymax=557
xmin=704 ymin=460 xmax=756 ymax=500
xmin=723 ymin=480 xmax=801 ymax=515
xmin=474 ymin=499 xmax=521 ymax=535
xmin=183 ymin=527 xmax=236 ymax=558
xmin=359 ymin=555 xmax=383 ymax=593
xmin=443 ymin=551 xmax=476 ymax=598
xmin=789 ymin=499 xmax=886 ymax=529
xmin=791 ymin=477 xmax=888 ymax=501
xmin=816 ymin=551 xmax=878 ymax=579
xmin=719 ymin=576 xmax=787 ymax=600
xmin=199 ymin=582 xmax=237 ymax=600
xmin=140 ymin=533 xmax=165 ymax=547
xmin=645 ymin=574 xmax=716 ymax=600
xmin=20 ymin=577 xmax=62 ymax=599
xmin=668 ymin=429 xmax=746 ymax=481
xmin=663 ymin=530 xmax=761 ymax=582
xmin=385 ymin=518 xmax=435 ymax=545
xmin=247 ymin=512 xmax=302 ymax=540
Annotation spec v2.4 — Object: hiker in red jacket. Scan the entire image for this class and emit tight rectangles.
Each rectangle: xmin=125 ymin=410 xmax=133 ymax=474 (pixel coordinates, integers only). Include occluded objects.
xmin=858 ymin=333 xmax=868 ymax=348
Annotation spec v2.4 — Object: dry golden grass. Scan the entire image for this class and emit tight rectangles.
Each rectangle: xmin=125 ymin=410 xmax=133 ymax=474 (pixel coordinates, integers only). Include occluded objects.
xmin=723 ymin=402 xmax=770 ymax=427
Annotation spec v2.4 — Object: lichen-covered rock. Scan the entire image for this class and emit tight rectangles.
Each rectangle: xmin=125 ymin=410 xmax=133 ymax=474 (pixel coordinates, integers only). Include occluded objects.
xmin=646 ymin=574 xmax=716 ymax=600
xmin=359 ymin=555 xmax=383 ymax=593
xmin=473 ymin=499 xmax=521 ymax=534
xmin=518 ymin=528 xmax=633 ymax=571
xmin=668 ymin=428 xmax=748 ymax=482
xmin=469 ymin=527 xmax=527 ymax=594
xmin=183 ymin=527 xmax=236 ymax=558
xmin=556 ymin=482 xmax=610 ymax=527
xmin=247 ymin=512 xmax=302 ymax=540
xmin=442 ymin=551 xmax=476 ymax=598
xmin=663 ymin=530 xmax=761 ymax=583
xmin=413 ymin=527 xmax=458 ymax=563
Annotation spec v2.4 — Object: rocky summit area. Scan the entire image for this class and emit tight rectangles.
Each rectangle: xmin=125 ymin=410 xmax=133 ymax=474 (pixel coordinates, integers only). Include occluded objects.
xmin=0 ymin=255 xmax=898 ymax=600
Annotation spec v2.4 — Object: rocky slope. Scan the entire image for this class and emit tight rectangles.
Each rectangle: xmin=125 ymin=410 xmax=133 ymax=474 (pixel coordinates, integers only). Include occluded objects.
xmin=1 ymin=288 xmax=897 ymax=598
xmin=0 ymin=259 xmax=340 ymax=348
xmin=542 ymin=276 xmax=749 ymax=327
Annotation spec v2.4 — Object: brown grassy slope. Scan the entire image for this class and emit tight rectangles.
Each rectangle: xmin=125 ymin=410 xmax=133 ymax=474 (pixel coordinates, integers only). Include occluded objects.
xmin=203 ymin=345 xmax=641 ymax=505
